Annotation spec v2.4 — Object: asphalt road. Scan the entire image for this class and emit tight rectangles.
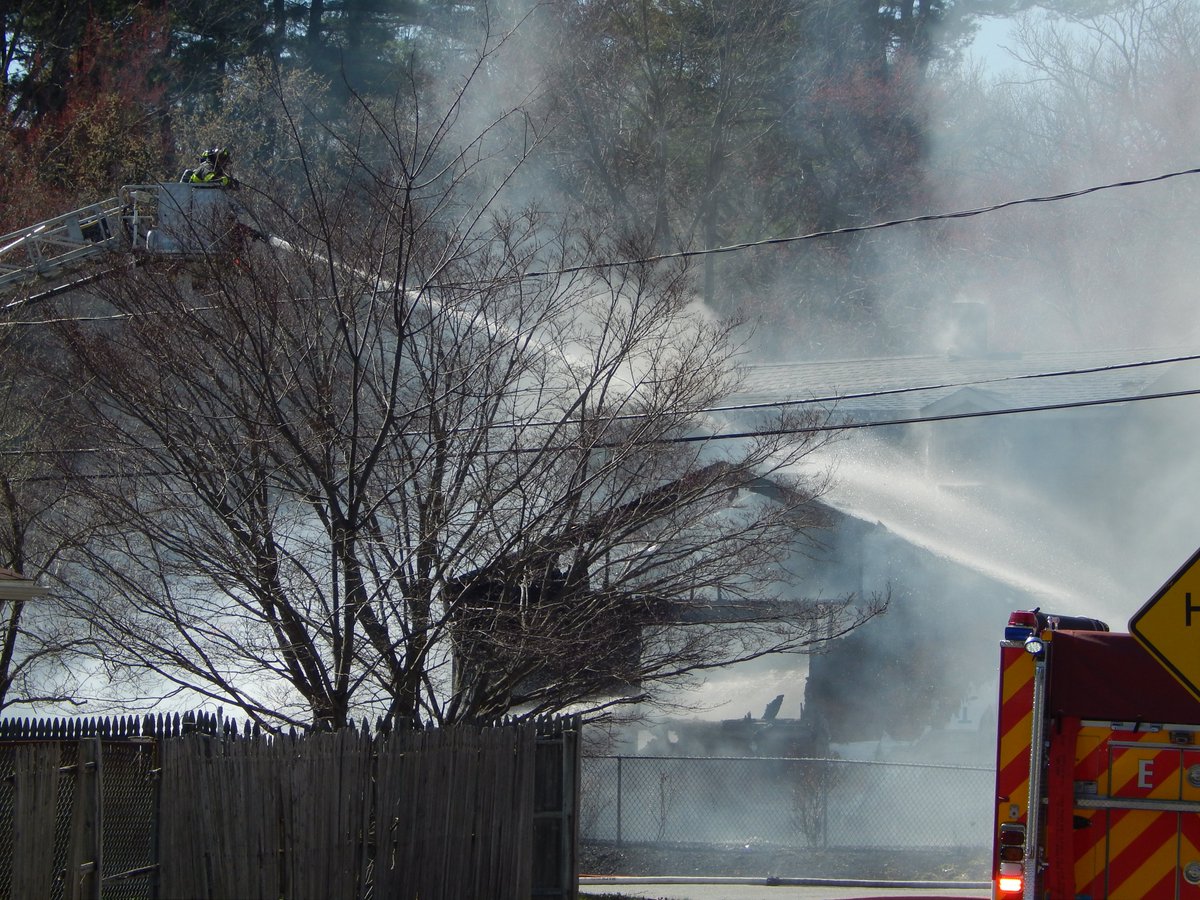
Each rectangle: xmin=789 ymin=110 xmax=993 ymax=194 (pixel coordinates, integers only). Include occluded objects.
xmin=580 ymin=877 xmax=990 ymax=899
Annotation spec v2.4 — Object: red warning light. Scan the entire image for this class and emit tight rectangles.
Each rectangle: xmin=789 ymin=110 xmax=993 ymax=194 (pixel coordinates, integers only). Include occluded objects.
xmin=998 ymin=874 xmax=1023 ymax=893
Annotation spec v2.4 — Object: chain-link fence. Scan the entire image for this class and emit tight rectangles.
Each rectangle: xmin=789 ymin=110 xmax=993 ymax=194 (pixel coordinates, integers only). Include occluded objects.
xmin=95 ymin=742 xmax=159 ymax=899
xmin=0 ymin=738 xmax=158 ymax=900
xmin=581 ymin=756 xmax=993 ymax=851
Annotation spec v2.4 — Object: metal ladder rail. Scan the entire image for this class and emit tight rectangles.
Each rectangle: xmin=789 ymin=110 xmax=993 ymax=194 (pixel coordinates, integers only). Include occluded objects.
xmin=0 ymin=197 xmax=129 ymax=292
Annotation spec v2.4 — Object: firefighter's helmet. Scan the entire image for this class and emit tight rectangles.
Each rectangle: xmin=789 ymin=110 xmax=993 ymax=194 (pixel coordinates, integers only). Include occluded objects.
xmin=201 ymin=147 xmax=230 ymax=167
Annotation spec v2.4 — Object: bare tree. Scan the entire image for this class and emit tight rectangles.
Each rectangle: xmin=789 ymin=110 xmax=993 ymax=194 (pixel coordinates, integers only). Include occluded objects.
xmin=0 ymin=334 xmax=97 ymax=713
xmin=46 ymin=25 xmax=874 ymax=731
xmin=541 ymin=0 xmax=814 ymax=277
xmin=932 ymin=0 xmax=1200 ymax=348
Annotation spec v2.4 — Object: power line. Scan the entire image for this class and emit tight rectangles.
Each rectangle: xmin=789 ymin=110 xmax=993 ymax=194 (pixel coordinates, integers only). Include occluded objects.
xmin=384 ymin=350 xmax=1200 ymax=429
xmin=4 ymin=265 xmax=1198 ymax=420
xmin=522 ymin=165 xmax=1200 ymax=279
xmin=710 ymin=352 xmax=1200 ymax=416
xmin=9 ymin=379 xmax=1199 ymax=472
xmin=4 ymin=165 xmax=1200 ymax=317
xmin=476 ymin=383 xmax=1200 ymax=451
xmin=672 ymin=385 xmax=1200 ymax=445
xmin=4 ymin=165 xmax=1199 ymax=466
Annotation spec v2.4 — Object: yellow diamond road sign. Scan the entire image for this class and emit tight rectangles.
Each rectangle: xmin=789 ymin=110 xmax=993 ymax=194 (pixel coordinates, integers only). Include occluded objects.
xmin=1130 ymin=547 xmax=1200 ymax=702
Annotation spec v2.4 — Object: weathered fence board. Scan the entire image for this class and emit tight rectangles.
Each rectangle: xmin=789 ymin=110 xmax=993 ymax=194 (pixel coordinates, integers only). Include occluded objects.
xmin=1 ymin=713 xmax=579 ymax=900
xmin=11 ymin=743 xmax=61 ymax=898
xmin=370 ymin=726 xmax=536 ymax=900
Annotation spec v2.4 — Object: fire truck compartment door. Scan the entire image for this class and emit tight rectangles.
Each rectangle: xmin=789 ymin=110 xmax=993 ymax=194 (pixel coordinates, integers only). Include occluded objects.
xmin=1074 ymin=743 xmax=1200 ymax=898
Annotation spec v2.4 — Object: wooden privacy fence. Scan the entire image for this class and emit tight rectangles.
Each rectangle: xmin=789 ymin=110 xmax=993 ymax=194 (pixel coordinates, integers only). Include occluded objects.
xmin=0 ymin=713 xmax=580 ymax=900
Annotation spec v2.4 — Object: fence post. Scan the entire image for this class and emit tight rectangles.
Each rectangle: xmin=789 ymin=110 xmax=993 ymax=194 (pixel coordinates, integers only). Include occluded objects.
xmin=149 ymin=738 xmax=162 ymax=900
xmin=563 ymin=720 xmax=580 ymax=898
xmin=616 ymin=756 xmax=623 ymax=847
xmin=532 ymin=717 xmax=582 ymax=899
xmin=69 ymin=736 xmax=103 ymax=900
xmin=821 ymin=758 xmax=829 ymax=849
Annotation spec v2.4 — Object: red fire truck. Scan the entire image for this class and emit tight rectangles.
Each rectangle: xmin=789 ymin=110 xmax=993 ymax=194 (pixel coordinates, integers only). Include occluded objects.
xmin=993 ymin=609 xmax=1200 ymax=898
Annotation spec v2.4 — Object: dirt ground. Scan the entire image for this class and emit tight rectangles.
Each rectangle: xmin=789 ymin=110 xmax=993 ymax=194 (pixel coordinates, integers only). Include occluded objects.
xmin=580 ymin=841 xmax=990 ymax=882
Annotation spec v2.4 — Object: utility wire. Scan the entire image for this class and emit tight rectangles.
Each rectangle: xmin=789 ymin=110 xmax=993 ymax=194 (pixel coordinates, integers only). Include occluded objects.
xmin=5 ymin=166 xmax=1200 ymax=466
xmin=522 ymin=165 xmax=1200 ymax=278
xmin=461 ymin=384 xmax=1200 ymax=451
xmin=4 ymin=165 xmax=1200 ymax=315
xmin=11 ymin=381 xmax=1200 ymax=472
xmin=709 ymin=351 xmax=1200 ymax=417
xmin=673 ymin=385 xmax=1200 ymax=444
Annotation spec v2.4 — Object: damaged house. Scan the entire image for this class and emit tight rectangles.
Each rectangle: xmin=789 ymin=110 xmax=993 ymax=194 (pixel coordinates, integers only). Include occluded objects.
xmin=717 ymin=334 xmax=1200 ymax=758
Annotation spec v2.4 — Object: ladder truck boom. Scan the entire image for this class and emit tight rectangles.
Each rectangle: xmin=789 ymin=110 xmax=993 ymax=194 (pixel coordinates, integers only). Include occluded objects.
xmin=0 ymin=183 xmax=243 ymax=301
xmin=0 ymin=195 xmax=129 ymax=293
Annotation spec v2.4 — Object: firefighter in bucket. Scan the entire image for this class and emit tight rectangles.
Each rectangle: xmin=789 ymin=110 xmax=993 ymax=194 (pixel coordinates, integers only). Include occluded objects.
xmin=181 ymin=147 xmax=238 ymax=188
